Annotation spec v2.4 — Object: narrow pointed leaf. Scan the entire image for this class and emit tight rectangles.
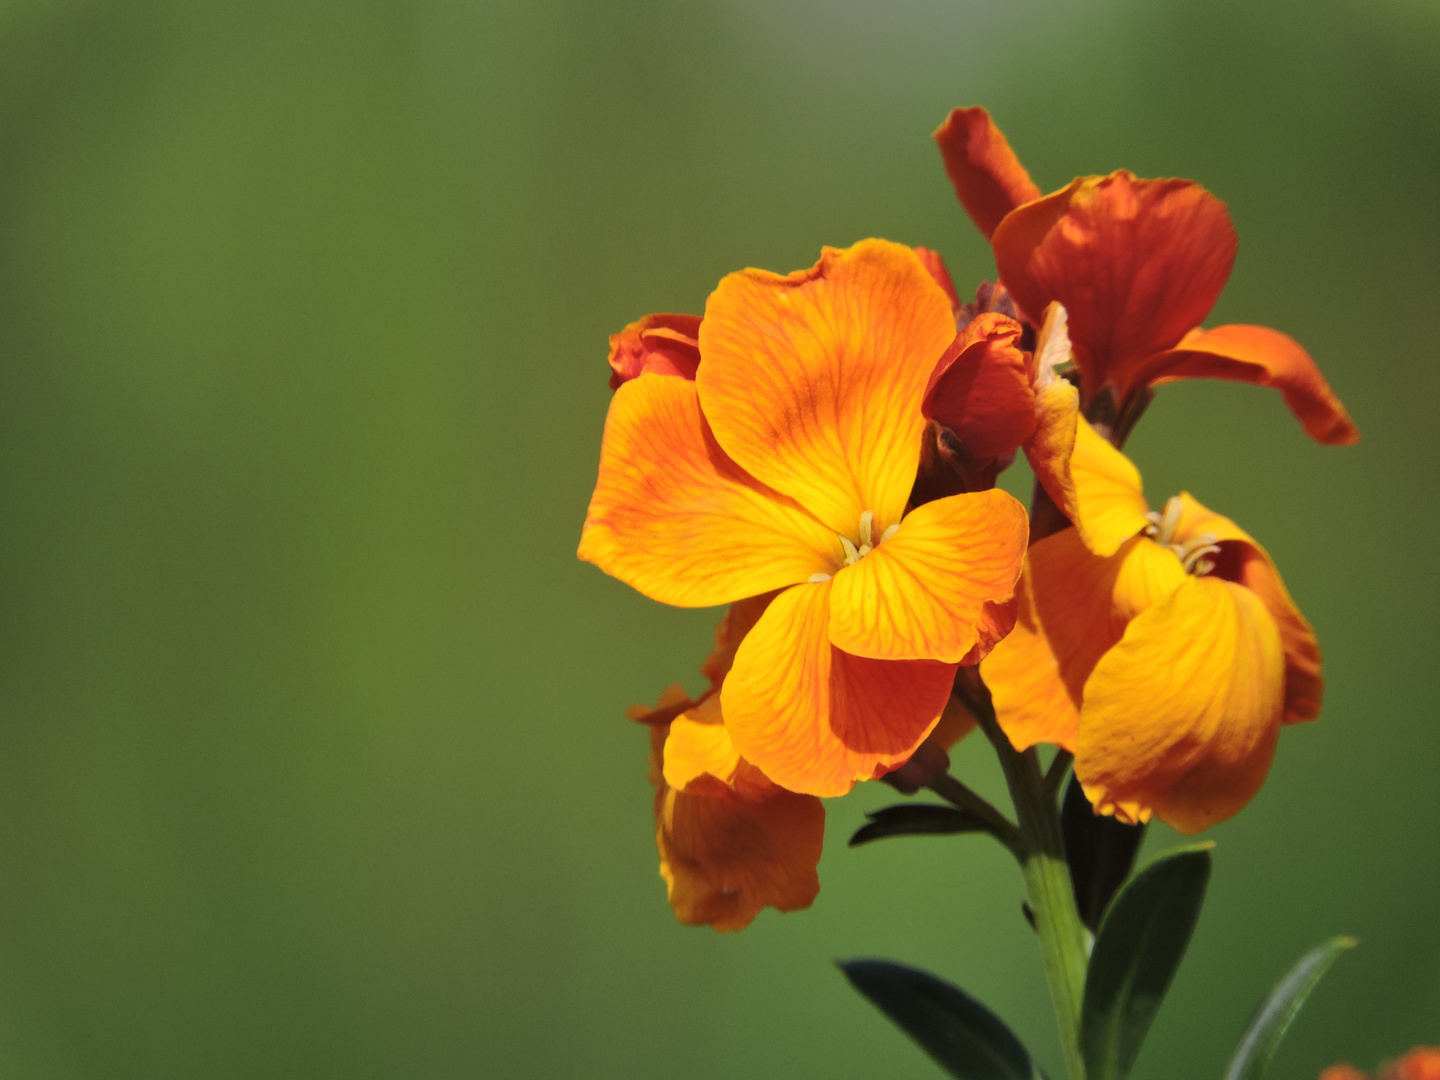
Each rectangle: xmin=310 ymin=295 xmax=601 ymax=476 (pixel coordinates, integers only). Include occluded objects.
xmin=849 ymin=804 xmax=987 ymax=847
xmin=1061 ymin=775 xmax=1147 ymax=930
xmin=1222 ymin=936 xmax=1356 ymax=1080
xmin=840 ymin=959 xmax=1046 ymax=1080
xmin=1081 ymin=843 xmax=1213 ymax=1080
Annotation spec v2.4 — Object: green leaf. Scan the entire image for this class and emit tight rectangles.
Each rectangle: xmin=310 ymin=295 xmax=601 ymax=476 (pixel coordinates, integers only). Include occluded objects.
xmin=848 ymin=804 xmax=987 ymax=847
xmin=840 ymin=959 xmax=1046 ymax=1080
xmin=1060 ymin=775 xmax=1147 ymax=931
xmin=1222 ymin=936 xmax=1357 ymax=1080
xmin=1080 ymin=843 xmax=1213 ymax=1080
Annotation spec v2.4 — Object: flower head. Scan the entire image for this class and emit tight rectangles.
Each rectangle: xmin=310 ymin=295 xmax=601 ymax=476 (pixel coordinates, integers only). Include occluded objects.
xmin=935 ymin=106 xmax=1358 ymax=447
xmin=981 ymin=418 xmax=1321 ymax=832
xmin=1322 ymin=1049 xmax=1440 ymax=1080
xmin=582 ymin=240 xmax=1028 ymax=796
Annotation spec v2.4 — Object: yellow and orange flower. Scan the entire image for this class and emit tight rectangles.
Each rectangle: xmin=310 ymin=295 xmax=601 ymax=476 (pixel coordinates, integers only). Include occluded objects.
xmin=1322 ymin=1049 xmax=1440 ymax=1080
xmin=581 ymin=239 xmax=1028 ymax=797
xmin=981 ymin=417 xmax=1321 ymax=832
xmin=631 ymin=596 xmax=825 ymax=931
xmin=935 ymin=106 xmax=1358 ymax=447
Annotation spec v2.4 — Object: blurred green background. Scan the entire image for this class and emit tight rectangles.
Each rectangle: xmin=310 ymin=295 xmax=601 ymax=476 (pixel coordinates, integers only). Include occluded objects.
xmin=0 ymin=0 xmax=1433 ymax=1076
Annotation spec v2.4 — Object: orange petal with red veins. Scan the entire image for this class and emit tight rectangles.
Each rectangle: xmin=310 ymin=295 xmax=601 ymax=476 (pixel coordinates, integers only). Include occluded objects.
xmin=1174 ymin=492 xmax=1322 ymax=724
xmin=699 ymin=592 xmax=779 ymax=689
xmin=924 ymin=312 xmax=1036 ymax=458
xmin=608 ymin=313 xmax=702 ymax=389
xmin=579 ymin=375 xmax=840 ymax=607
xmin=697 ymin=240 xmax=956 ymax=538
xmin=1069 ymin=416 xmax=1153 ymax=557
xmin=1077 ymin=576 xmax=1285 ymax=833
xmin=1140 ymin=324 xmax=1359 ymax=446
xmin=722 ymin=580 xmax=956 ymax=797
xmin=913 ymin=246 xmax=961 ymax=312
xmin=934 ymin=106 xmax=1042 ymax=241
xmin=827 ymin=489 xmax=1028 ymax=663
xmin=992 ymin=172 xmax=1237 ymax=391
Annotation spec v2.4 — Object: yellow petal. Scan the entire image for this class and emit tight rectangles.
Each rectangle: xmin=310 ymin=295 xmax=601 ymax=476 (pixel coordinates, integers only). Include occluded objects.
xmin=1173 ymin=491 xmax=1323 ymax=724
xmin=578 ymin=375 xmax=841 ymax=606
xmin=697 ymin=240 xmax=956 ymax=538
xmin=722 ymin=580 xmax=956 ymax=796
xmin=984 ymin=530 xmax=1187 ymax=751
xmin=1077 ymin=576 xmax=1285 ymax=833
xmin=827 ymin=489 xmax=1028 ymax=662
xmin=1069 ymin=416 xmax=1152 ymax=556
xmin=662 ymin=695 xmax=741 ymax=792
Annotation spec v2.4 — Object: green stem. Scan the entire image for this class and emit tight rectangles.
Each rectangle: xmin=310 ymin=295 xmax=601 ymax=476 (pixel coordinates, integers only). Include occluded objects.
xmin=927 ymin=772 xmax=1024 ymax=855
xmin=962 ymin=674 xmax=1089 ymax=1080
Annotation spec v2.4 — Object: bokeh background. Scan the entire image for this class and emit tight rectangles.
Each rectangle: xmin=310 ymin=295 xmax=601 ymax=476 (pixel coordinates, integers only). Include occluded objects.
xmin=0 ymin=0 xmax=1434 ymax=1076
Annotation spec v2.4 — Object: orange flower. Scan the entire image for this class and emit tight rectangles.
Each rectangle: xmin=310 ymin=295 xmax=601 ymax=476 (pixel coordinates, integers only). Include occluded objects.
xmin=631 ymin=596 xmax=825 ymax=931
xmin=980 ymin=418 xmax=1321 ymax=832
xmin=581 ymin=239 xmax=1028 ymax=796
xmin=935 ymin=106 xmax=1357 ymax=446
xmin=1322 ymin=1049 xmax=1440 ymax=1080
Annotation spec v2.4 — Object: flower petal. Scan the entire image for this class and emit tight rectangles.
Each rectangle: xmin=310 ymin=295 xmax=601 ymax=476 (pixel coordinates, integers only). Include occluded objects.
xmin=913 ymin=246 xmax=961 ymax=312
xmin=933 ymin=106 xmax=1042 ymax=240
xmin=983 ymin=529 xmax=1185 ymax=751
xmin=723 ymin=580 xmax=956 ymax=796
xmin=697 ymin=240 xmax=957 ymax=538
xmin=1069 ymin=416 xmax=1153 ymax=556
xmin=608 ymin=313 xmax=702 ymax=388
xmin=923 ymin=312 xmax=1036 ymax=458
xmin=1076 ymin=576 xmax=1285 ymax=833
xmin=1174 ymin=492 xmax=1322 ymax=724
xmin=827 ymin=489 xmax=1028 ymax=662
xmin=991 ymin=172 xmax=1237 ymax=392
xmin=1024 ymin=304 xmax=1082 ymax=529
xmin=579 ymin=375 xmax=840 ymax=606
xmin=1139 ymin=324 xmax=1359 ymax=446
xmin=652 ymin=707 xmax=824 ymax=932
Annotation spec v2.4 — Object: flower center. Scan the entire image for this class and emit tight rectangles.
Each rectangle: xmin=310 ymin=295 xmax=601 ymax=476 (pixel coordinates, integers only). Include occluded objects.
xmin=1144 ymin=496 xmax=1221 ymax=577
xmin=810 ymin=510 xmax=899 ymax=582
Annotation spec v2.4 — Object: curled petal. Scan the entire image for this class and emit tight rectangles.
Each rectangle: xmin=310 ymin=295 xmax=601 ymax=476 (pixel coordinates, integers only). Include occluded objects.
xmin=1024 ymin=303 xmax=1082 ymax=527
xmin=992 ymin=172 xmax=1237 ymax=391
xmin=923 ymin=312 xmax=1036 ymax=458
xmin=827 ymin=489 xmax=1028 ymax=663
xmin=1069 ymin=416 xmax=1152 ymax=557
xmin=608 ymin=313 xmax=702 ymax=388
xmin=934 ymin=106 xmax=1042 ymax=240
xmin=1174 ymin=492 xmax=1322 ymax=724
xmin=1077 ymin=576 xmax=1285 ymax=833
xmin=723 ymin=580 xmax=956 ymax=796
xmin=1140 ymin=324 xmax=1359 ymax=446
xmin=579 ymin=375 xmax=840 ymax=606
xmin=697 ymin=240 xmax=956 ymax=537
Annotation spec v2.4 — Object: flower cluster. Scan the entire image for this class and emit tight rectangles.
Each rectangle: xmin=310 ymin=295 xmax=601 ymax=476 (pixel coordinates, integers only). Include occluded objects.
xmin=580 ymin=106 xmax=1356 ymax=930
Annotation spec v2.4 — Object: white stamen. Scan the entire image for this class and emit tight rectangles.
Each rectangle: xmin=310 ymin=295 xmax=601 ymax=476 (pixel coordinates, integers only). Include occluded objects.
xmin=840 ymin=535 xmax=860 ymax=565
xmin=880 ymin=523 xmax=900 ymax=543
xmin=859 ymin=510 xmax=874 ymax=548
xmin=808 ymin=573 xmax=832 ymax=583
